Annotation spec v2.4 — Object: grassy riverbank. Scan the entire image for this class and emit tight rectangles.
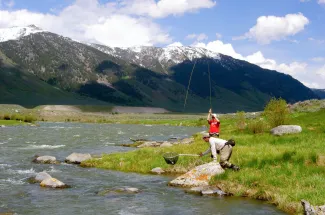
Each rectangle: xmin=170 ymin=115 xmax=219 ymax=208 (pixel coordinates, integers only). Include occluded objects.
xmin=82 ymin=108 xmax=325 ymax=214
xmin=0 ymin=120 xmax=26 ymax=126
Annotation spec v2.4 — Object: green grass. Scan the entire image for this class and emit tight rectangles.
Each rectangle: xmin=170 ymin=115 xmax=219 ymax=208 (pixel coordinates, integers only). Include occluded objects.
xmin=0 ymin=120 xmax=26 ymax=126
xmin=82 ymin=109 xmax=325 ymax=214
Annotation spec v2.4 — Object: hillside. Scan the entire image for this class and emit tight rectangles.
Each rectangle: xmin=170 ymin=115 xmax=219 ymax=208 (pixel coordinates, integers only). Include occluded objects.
xmin=0 ymin=25 xmax=319 ymax=112
xmin=312 ymin=89 xmax=325 ymax=99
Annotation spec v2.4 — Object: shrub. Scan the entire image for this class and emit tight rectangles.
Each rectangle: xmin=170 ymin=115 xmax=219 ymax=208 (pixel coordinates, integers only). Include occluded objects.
xmin=247 ymin=118 xmax=268 ymax=134
xmin=236 ymin=111 xmax=246 ymax=131
xmin=24 ymin=115 xmax=36 ymax=123
xmin=10 ymin=114 xmax=17 ymax=120
xmin=264 ymin=98 xmax=289 ymax=128
xmin=3 ymin=114 xmax=11 ymax=120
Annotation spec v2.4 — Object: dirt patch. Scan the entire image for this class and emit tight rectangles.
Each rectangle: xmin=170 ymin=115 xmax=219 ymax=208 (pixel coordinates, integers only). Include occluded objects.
xmin=41 ymin=105 xmax=81 ymax=112
xmin=112 ymin=106 xmax=169 ymax=114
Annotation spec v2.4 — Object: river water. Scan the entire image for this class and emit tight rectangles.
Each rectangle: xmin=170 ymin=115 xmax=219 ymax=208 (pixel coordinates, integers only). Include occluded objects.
xmin=0 ymin=122 xmax=286 ymax=215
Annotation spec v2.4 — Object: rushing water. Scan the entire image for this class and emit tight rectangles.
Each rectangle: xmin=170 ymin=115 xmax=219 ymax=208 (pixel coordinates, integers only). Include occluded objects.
xmin=0 ymin=122 xmax=286 ymax=215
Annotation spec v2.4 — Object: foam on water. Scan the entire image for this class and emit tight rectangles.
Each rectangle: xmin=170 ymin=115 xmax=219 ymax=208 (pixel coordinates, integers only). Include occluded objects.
xmin=23 ymin=144 xmax=65 ymax=149
xmin=0 ymin=178 xmax=25 ymax=185
xmin=9 ymin=168 xmax=36 ymax=175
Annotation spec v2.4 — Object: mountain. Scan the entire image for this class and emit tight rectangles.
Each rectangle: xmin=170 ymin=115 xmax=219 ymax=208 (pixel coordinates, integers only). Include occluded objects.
xmin=312 ymin=89 xmax=325 ymax=99
xmin=0 ymin=25 xmax=319 ymax=112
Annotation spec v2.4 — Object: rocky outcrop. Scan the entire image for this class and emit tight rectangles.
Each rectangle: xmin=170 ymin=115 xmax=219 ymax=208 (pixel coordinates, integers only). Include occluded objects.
xmin=169 ymin=162 xmax=225 ymax=187
xmin=65 ymin=153 xmax=92 ymax=164
xmin=32 ymin=155 xmax=59 ymax=164
xmin=151 ymin=167 xmax=165 ymax=174
xmin=40 ymin=178 xmax=69 ymax=189
xmin=270 ymin=125 xmax=302 ymax=136
xmin=301 ymin=200 xmax=325 ymax=215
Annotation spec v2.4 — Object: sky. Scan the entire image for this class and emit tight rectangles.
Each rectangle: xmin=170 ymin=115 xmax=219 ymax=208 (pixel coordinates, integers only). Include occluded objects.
xmin=0 ymin=0 xmax=324 ymax=88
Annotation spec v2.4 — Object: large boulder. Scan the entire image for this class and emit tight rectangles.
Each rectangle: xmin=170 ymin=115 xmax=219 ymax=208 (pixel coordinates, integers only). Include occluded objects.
xmin=33 ymin=155 xmax=59 ymax=164
xmin=301 ymin=200 xmax=325 ymax=215
xmin=65 ymin=153 xmax=92 ymax=164
xmin=270 ymin=125 xmax=302 ymax=136
xmin=40 ymin=178 xmax=69 ymax=189
xmin=169 ymin=162 xmax=225 ymax=187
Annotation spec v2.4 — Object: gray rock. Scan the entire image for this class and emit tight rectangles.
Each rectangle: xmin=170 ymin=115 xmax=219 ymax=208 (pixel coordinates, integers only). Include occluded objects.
xmin=169 ymin=162 xmax=225 ymax=187
xmin=185 ymin=186 xmax=209 ymax=194
xmin=160 ymin=142 xmax=173 ymax=147
xmin=65 ymin=153 xmax=92 ymax=164
xmin=201 ymin=188 xmax=227 ymax=196
xmin=97 ymin=187 xmax=140 ymax=196
xmin=0 ymin=125 xmax=5 ymax=128
xmin=137 ymin=141 xmax=162 ymax=148
xmin=173 ymin=137 xmax=194 ymax=145
xmin=151 ymin=167 xmax=165 ymax=174
xmin=33 ymin=155 xmax=58 ymax=164
xmin=40 ymin=178 xmax=69 ymax=189
xmin=301 ymin=200 xmax=325 ymax=215
xmin=35 ymin=172 xmax=52 ymax=182
xmin=270 ymin=125 xmax=302 ymax=136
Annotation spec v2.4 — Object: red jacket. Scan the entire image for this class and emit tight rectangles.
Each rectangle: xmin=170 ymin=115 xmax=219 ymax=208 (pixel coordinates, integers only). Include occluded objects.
xmin=208 ymin=119 xmax=220 ymax=133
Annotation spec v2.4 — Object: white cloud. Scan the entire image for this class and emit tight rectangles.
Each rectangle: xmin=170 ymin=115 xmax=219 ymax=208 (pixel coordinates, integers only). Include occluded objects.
xmin=300 ymin=0 xmax=311 ymax=2
xmin=118 ymin=0 xmax=216 ymax=18
xmin=184 ymin=38 xmax=325 ymax=88
xmin=167 ymin=42 xmax=183 ymax=47
xmin=186 ymin=33 xmax=208 ymax=41
xmin=5 ymin=0 xmax=14 ymax=8
xmin=309 ymin=37 xmax=325 ymax=44
xmin=235 ymin=13 xmax=309 ymax=44
xmin=215 ymin=33 xmax=222 ymax=39
xmin=318 ymin=0 xmax=325 ymax=4
xmin=312 ymin=57 xmax=325 ymax=62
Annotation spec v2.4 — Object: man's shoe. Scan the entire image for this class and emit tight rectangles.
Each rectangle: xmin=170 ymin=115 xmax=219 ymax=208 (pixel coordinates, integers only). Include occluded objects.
xmin=231 ymin=165 xmax=240 ymax=171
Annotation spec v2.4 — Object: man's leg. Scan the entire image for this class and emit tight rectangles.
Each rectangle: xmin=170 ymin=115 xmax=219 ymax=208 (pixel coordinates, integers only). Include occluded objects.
xmin=220 ymin=145 xmax=239 ymax=171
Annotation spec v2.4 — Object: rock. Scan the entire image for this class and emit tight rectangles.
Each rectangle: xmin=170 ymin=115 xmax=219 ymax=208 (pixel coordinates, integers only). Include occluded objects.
xmin=301 ymin=200 xmax=325 ymax=215
xmin=35 ymin=172 xmax=52 ymax=182
xmin=40 ymin=178 xmax=69 ymax=189
xmin=173 ymin=137 xmax=194 ymax=145
xmin=65 ymin=153 xmax=92 ymax=164
xmin=151 ymin=167 xmax=165 ymax=174
xmin=0 ymin=125 xmax=5 ymax=128
xmin=270 ymin=125 xmax=302 ymax=136
xmin=160 ymin=142 xmax=173 ymax=147
xmin=169 ymin=162 xmax=225 ymax=187
xmin=201 ymin=188 xmax=227 ymax=196
xmin=185 ymin=186 xmax=209 ymax=194
xmin=33 ymin=155 xmax=58 ymax=164
xmin=137 ymin=141 xmax=162 ymax=148
xmin=97 ymin=187 xmax=140 ymax=196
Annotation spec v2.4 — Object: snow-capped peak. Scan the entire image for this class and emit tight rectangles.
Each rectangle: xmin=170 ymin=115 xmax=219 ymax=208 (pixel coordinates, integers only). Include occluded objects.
xmin=0 ymin=25 xmax=45 ymax=42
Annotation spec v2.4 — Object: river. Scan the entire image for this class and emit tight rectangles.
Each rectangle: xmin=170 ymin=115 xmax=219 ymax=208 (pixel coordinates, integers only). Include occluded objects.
xmin=0 ymin=122 xmax=286 ymax=215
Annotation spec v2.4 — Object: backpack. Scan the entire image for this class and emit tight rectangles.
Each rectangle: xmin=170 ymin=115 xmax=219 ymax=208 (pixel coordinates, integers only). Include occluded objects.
xmin=226 ymin=139 xmax=235 ymax=147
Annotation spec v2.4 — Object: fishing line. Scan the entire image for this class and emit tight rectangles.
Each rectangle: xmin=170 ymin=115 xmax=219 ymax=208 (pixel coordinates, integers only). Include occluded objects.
xmin=183 ymin=59 xmax=197 ymax=110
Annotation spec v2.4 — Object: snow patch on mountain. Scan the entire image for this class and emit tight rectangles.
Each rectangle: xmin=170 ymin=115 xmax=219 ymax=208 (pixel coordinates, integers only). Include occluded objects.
xmin=0 ymin=25 xmax=44 ymax=42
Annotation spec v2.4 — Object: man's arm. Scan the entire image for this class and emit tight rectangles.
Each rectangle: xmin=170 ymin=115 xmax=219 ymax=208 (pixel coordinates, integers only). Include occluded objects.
xmin=201 ymin=147 xmax=211 ymax=156
xmin=207 ymin=108 xmax=212 ymax=121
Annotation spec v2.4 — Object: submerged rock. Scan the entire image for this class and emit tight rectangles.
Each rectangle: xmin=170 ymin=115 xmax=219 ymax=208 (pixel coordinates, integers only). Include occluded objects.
xmin=97 ymin=187 xmax=140 ymax=196
xmin=301 ymin=200 xmax=325 ymax=215
xmin=33 ymin=155 xmax=59 ymax=164
xmin=270 ymin=125 xmax=302 ymax=136
xmin=40 ymin=178 xmax=70 ymax=189
xmin=169 ymin=162 xmax=225 ymax=187
xmin=65 ymin=153 xmax=92 ymax=164
xmin=185 ymin=186 xmax=227 ymax=196
xmin=151 ymin=167 xmax=165 ymax=174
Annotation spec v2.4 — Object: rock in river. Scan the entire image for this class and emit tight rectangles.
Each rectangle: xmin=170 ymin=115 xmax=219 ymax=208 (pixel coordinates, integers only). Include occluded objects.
xmin=151 ymin=167 xmax=165 ymax=174
xmin=301 ymin=200 xmax=325 ymax=215
xmin=40 ymin=178 xmax=69 ymax=189
xmin=65 ymin=153 xmax=92 ymax=164
xmin=270 ymin=125 xmax=302 ymax=136
xmin=33 ymin=155 xmax=59 ymax=164
xmin=186 ymin=186 xmax=227 ymax=196
xmin=35 ymin=171 xmax=52 ymax=182
xmin=97 ymin=187 xmax=140 ymax=196
xmin=169 ymin=162 xmax=224 ymax=187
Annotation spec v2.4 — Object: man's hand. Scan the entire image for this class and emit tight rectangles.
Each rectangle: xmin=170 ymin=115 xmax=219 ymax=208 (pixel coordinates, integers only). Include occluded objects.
xmin=208 ymin=108 xmax=212 ymax=113
xmin=198 ymin=152 xmax=203 ymax=157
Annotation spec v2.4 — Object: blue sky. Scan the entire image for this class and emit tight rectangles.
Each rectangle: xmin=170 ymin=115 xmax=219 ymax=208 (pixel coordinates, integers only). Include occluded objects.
xmin=0 ymin=0 xmax=324 ymax=88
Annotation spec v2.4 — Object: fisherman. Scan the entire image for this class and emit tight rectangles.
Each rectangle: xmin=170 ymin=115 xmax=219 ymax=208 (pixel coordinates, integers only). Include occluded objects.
xmin=207 ymin=108 xmax=220 ymax=137
xmin=199 ymin=133 xmax=240 ymax=171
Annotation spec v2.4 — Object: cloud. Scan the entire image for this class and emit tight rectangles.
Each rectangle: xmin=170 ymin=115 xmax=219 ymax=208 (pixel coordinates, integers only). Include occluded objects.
xmin=300 ymin=0 xmax=311 ymax=2
xmin=185 ymin=33 xmax=208 ymax=41
xmin=312 ymin=57 xmax=325 ymax=62
xmin=167 ymin=42 xmax=183 ymax=47
xmin=309 ymin=37 xmax=325 ymax=44
xmin=318 ymin=0 xmax=325 ymax=4
xmin=5 ymin=0 xmax=14 ymax=8
xmin=234 ymin=13 xmax=309 ymax=44
xmin=184 ymin=38 xmax=325 ymax=88
xmin=118 ymin=0 xmax=216 ymax=18
xmin=215 ymin=33 xmax=222 ymax=39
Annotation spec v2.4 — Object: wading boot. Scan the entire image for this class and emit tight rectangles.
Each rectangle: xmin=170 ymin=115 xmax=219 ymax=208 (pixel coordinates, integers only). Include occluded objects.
xmin=230 ymin=164 xmax=240 ymax=171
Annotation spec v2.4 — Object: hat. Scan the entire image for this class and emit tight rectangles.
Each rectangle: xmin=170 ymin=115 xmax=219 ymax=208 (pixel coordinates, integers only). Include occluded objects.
xmin=202 ymin=133 xmax=210 ymax=138
xmin=212 ymin=114 xmax=217 ymax=118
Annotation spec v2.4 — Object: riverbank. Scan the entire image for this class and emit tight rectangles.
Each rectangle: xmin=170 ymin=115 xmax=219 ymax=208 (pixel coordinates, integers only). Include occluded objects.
xmin=82 ymin=109 xmax=325 ymax=214
xmin=0 ymin=120 xmax=26 ymax=126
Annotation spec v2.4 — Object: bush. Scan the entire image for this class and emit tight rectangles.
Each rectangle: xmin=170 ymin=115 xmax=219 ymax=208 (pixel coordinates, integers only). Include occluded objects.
xmin=247 ymin=118 xmax=268 ymax=134
xmin=236 ymin=111 xmax=246 ymax=131
xmin=264 ymin=98 xmax=289 ymax=128
xmin=10 ymin=114 xmax=17 ymax=120
xmin=3 ymin=114 xmax=11 ymax=120
xmin=24 ymin=115 xmax=36 ymax=123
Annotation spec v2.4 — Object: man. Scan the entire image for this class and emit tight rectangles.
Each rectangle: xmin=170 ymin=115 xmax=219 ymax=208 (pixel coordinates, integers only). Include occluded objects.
xmin=207 ymin=108 xmax=220 ymax=137
xmin=199 ymin=133 xmax=240 ymax=171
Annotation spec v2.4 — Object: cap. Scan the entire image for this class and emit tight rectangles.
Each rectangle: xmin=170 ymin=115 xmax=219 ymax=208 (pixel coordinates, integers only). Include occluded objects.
xmin=202 ymin=133 xmax=210 ymax=138
xmin=212 ymin=114 xmax=217 ymax=118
